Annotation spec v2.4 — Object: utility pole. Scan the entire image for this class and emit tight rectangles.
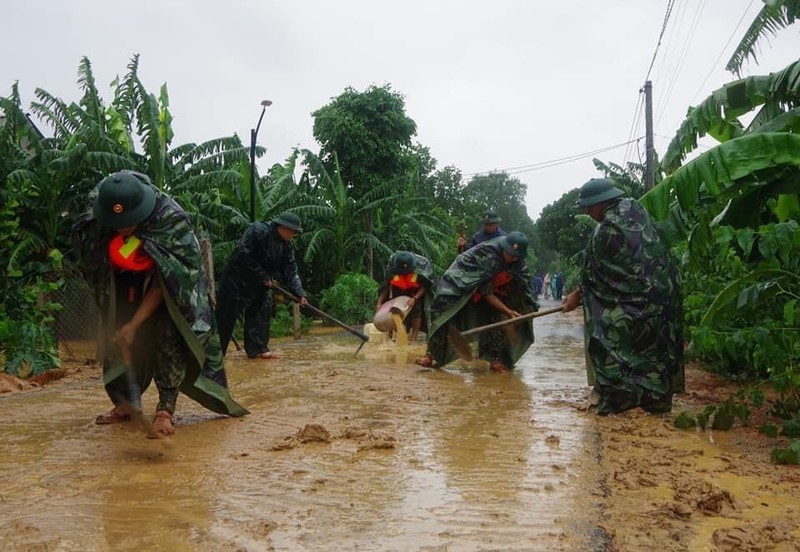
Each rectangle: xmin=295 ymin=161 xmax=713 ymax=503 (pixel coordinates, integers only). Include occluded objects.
xmin=249 ymin=100 xmax=273 ymax=222
xmin=644 ymin=80 xmax=655 ymax=191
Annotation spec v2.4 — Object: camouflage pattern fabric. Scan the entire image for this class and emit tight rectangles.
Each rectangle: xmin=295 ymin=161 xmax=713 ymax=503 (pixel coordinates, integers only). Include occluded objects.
xmin=581 ymin=197 xmax=684 ymax=414
xmin=427 ymin=238 xmax=539 ymax=368
xmin=73 ymin=185 xmax=248 ymax=417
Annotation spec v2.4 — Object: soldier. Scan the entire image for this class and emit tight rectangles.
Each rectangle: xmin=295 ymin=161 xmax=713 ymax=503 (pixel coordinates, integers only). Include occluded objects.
xmin=73 ymin=171 xmax=248 ymax=437
xmin=563 ymin=178 xmax=684 ymax=414
xmin=375 ymin=251 xmax=435 ymax=342
xmin=215 ymin=211 xmax=308 ymax=359
xmin=416 ymin=232 xmax=539 ymax=372
xmin=457 ymin=210 xmax=507 ymax=253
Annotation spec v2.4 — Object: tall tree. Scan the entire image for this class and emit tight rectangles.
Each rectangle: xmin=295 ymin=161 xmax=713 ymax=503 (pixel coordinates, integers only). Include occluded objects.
xmin=312 ymin=84 xmax=417 ymax=199
xmin=461 ymin=172 xmax=536 ymax=238
xmin=311 ymin=84 xmax=418 ymax=275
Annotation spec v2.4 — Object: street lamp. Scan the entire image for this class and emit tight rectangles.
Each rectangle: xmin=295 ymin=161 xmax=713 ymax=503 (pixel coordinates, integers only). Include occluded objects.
xmin=249 ymin=99 xmax=273 ymax=222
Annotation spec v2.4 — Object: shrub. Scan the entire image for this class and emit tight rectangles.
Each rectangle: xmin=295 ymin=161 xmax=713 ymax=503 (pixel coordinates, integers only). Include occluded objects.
xmin=319 ymin=273 xmax=379 ymax=325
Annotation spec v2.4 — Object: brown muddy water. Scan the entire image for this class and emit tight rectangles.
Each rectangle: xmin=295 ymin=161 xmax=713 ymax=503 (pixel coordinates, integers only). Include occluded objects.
xmin=2 ymin=300 xmax=799 ymax=551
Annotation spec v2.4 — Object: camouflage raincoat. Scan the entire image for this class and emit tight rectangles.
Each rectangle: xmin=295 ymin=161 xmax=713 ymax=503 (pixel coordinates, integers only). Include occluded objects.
xmin=581 ymin=197 xmax=684 ymax=414
xmin=427 ymin=238 xmax=538 ymax=368
xmin=73 ymin=186 xmax=248 ymax=417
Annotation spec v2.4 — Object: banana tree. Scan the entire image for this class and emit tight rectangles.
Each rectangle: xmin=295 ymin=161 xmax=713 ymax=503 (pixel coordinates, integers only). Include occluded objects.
xmin=291 ymin=150 xmax=396 ymax=286
xmin=726 ymin=0 xmax=800 ymax=76
xmin=640 ymin=59 xmax=800 ymax=377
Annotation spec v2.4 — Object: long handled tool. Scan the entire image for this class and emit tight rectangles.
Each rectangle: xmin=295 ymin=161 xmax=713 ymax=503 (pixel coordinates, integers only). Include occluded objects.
xmin=115 ymin=336 xmax=159 ymax=438
xmin=447 ymin=306 xmax=563 ymax=362
xmin=271 ymin=282 xmax=369 ymax=355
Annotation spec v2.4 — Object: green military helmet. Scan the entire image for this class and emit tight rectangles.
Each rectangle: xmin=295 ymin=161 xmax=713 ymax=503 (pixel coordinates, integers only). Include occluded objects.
xmin=500 ymin=231 xmax=528 ymax=259
xmin=93 ymin=171 xmax=157 ymax=229
xmin=273 ymin=211 xmax=303 ymax=233
xmin=576 ymin=178 xmax=624 ymax=208
xmin=390 ymin=250 xmax=417 ymax=275
xmin=481 ymin=210 xmax=502 ymax=224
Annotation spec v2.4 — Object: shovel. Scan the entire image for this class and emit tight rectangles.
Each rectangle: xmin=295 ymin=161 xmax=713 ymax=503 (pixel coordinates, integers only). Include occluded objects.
xmin=271 ymin=282 xmax=369 ymax=355
xmin=447 ymin=306 xmax=563 ymax=362
xmin=115 ymin=336 xmax=159 ymax=438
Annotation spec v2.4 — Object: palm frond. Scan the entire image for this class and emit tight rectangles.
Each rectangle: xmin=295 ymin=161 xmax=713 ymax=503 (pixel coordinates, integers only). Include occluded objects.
xmin=76 ymin=56 xmax=105 ymax=128
xmin=643 ymin=132 xmax=800 ymax=220
xmin=31 ymin=89 xmax=80 ymax=139
xmin=662 ymin=59 xmax=800 ymax=173
xmin=726 ymin=0 xmax=800 ymax=76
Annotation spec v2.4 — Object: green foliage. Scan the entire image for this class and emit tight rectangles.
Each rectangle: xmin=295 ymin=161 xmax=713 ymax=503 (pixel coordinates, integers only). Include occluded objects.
xmin=270 ymin=303 xmax=313 ymax=338
xmin=319 ymin=273 xmax=379 ymax=325
xmin=726 ymin=1 xmax=800 ymax=76
xmin=770 ymin=439 xmax=800 ymax=464
xmin=534 ymin=188 xmax=594 ymax=260
xmin=760 ymin=422 xmax=779 ymax=438
xmin=673 ymin=412 xmax=696 ymax=429
xmin=0 ymin=319 xmax=60 ymax=377
xmin=312 ymin=84 xmax=417 ymax=202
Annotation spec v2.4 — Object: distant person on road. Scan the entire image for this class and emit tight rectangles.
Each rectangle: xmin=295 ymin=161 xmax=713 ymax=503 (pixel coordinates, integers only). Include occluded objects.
xmin=375 ymin=251 xmax=436 ymax=342
xmin=563 ymin=178 xmax=684 ymax=415
xmin=554 ymin=272 xmax=565 ymax=301
xmin=416 ymin=232 xmax=539 ymax=373
xmin=457 ymin=210 xmax=507 ymax=254
xmin=215 ymin=212 xmax=308 ymax=359
xmin=542 ymin=272 xmax=552 ymax=299
xmin=73 ymin=171 xmax=248 ymax=437
xmin=533 ymin=273 xmax=543 ymax=298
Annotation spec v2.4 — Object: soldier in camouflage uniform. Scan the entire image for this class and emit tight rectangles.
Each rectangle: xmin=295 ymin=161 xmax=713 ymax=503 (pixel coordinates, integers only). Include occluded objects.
xmin=73 ymin=171 xmax=248 ymax=437
xmin=416 ymin=232 xmax=539 ymax=372
xmin=563 ymin=178 xmax=684 ymax=415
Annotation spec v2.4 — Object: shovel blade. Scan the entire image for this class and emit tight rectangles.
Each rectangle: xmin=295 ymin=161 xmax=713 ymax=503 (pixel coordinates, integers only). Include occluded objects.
xmin=447 ymin=324 xmax=474 ymax=362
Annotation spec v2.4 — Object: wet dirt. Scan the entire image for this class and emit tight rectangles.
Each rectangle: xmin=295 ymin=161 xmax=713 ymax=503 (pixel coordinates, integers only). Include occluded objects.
xmin=2 ymin=300 xmax=800 ymax=551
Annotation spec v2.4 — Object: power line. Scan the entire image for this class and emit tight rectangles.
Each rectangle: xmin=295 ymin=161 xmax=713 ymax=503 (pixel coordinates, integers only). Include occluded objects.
xmin=622 ymin=89 xmax=645 ymax=167
xmin=463 ymin=138 xmax=642 ymax=178
xmin=645 ymin=0 xmax=678 ymax=82
xmin=655 ymin=0 xmax=707 ymax=127
xmin=689 ymin=0 xmax=755 ymax=105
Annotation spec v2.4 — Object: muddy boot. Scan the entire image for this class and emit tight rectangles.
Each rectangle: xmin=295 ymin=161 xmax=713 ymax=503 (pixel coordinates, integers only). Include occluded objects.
xmin=151 ymin=410 xmax=175 ymax=438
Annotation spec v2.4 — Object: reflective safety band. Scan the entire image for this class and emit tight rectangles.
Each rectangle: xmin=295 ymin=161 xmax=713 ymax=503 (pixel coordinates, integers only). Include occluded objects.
xmin=108 ymin=234 xmax=155 ymax=272
xmin=390 ymin=272 xmax=420 ymax=291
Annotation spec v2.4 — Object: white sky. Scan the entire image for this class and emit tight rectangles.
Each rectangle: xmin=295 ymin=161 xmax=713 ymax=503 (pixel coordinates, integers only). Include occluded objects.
xmin=3 ymin=1 xmax=799 ymax=220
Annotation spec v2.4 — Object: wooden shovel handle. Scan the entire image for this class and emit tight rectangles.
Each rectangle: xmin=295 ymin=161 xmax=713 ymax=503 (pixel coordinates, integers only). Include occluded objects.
xmin=461 ymin=306 xmax=563 ymax=338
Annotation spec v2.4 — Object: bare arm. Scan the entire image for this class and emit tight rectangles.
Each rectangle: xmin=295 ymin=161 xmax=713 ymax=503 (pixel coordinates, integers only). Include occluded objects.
xmin=483 ymin=293 xmax=520 ymax=318
xmin=115 ymin=284 xmax=164 ymax=345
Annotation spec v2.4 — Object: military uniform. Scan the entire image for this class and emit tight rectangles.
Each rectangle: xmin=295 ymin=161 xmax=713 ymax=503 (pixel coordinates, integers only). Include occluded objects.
xmin=73 ymin=171 xmax=248 ymax=429
xmin=577 ymin=180 xmax=684 ymax=414
xmin=424 ymin=232 xmax=539 ymax=369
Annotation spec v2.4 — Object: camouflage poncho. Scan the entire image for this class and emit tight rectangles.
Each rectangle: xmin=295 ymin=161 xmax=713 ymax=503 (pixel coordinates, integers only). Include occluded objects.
xmin=427 ymin=238 xmax=538 ymax=368
xmin=73 ymin=186 xmax=248 ymax=417
xmin=581 ymin=198 xmax=684 ymax=414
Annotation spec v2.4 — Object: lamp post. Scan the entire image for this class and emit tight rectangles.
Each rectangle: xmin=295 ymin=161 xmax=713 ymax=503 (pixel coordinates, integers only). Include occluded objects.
xmin=249 ymin=99 xmax=273 ymax=222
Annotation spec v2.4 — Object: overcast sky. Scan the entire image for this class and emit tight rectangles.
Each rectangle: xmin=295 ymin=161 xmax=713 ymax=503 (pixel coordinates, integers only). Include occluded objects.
xmin=3 ymin=1 xmax=799 ymax=221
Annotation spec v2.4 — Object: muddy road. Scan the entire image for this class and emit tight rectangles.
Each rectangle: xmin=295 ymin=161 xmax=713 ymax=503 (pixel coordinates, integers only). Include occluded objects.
xmin=2 ymin=300 xmax=799 ymax=551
